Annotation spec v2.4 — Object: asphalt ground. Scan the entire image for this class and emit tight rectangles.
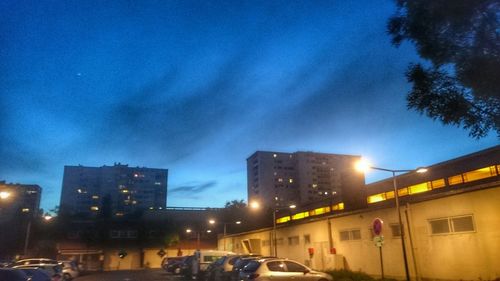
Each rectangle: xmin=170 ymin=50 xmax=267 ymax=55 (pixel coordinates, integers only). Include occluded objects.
xmin=74 ymin=269 xmax=183 ymax=281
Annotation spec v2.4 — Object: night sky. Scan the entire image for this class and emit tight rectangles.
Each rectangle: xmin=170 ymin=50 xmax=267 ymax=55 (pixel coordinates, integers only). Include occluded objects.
xmin=1 ymin=0 xmax=497 ymax=212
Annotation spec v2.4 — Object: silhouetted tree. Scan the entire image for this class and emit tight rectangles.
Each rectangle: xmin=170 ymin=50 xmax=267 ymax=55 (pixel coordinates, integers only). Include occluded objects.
xmin=388 ymin=0 xmax=499 ymax=138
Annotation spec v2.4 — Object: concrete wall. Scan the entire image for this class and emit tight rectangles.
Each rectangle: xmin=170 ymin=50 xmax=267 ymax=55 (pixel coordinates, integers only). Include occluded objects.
xmin=220 ymin=187 xmax=500 ymax=280
xmin=103 ymin=249 xmax=142 ymax=271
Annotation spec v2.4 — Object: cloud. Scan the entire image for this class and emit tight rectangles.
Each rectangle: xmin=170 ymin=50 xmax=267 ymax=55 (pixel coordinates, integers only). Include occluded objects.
xmin=169 ymin=181 xmax=217 ymax=195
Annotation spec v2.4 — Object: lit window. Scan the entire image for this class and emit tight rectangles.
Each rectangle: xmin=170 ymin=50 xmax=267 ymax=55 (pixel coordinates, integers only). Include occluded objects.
xmin=291 ymin=212 xmax=309 ymax=220
xmin=431 ymin=179 xmax=446 ymax=189
xmin=278 ymin=178 xmax=283 ymax=182
xmin=149 ymin=207 xmax=154 ymax=210
xmin=332 ymin=203 xmax=344 ymax=211
xmin=90 ymin=206 xmax=99 ymax=211
xmin=463 ymin=166 xmax=497 ymax=182
xmin=115 ymin=212 xmax=124 ymax=217
xmin=273 ymin=154 xmax=277 ymax=158
xmin=367 ymin=193 xmax=386 ymax=204
xmin=121 ymin=189 xmax=129 ymax=193
xmin=132 ymin=200 xmax=137 ymax=205
xmin=398 ymin=187 xmax=409 ymax=196
xmin=276 ymin=216 xmax=291 ymax=224
xmin=289 ymin=178 xmax=293 ymax=183
xmin=92 ymin=195 xmax=99 ymax=199
xmin=408 ymin=182 xmax=431 ymax=194
xmin=312 ymin=184 xmax=317 ymax=188
xmin=155 ymin=182 xmax=161 ymax=185
xmin=448 ymin=175 xmax=464 ymax=185
xmin=22 ymin=208 xmax=30 ymax=213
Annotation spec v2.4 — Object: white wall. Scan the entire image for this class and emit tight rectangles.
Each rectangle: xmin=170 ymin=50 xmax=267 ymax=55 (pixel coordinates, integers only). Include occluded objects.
xmin=220 ymin=186 xmax=500 ymax=280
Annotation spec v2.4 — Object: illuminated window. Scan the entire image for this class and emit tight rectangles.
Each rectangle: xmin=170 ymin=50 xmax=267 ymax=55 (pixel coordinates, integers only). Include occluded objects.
xmin=463 ymin=166 xmax=497 ymax=182
xmin=21 ymin=208 xmax=30 ymax=213
xmin=154 ymin=182 xmax=162 ymax=185
xmin=291 ymin=212 xmax=309 ymax=220
xmin=408 ymin=182 xmax=431 ymax=194
xmin=367 ymin=193 xmax=386 ymax=204
xmin=332 ymin=203 xmax=344 ymax=211
xmin=90 ymin=206 xmax=99 ymax=211
xmin=115 ymin=212 xmax=124 ymax=217
xmin=278 ymin=178 xmax=283 ymax=182
xmin=273 ymin=154 xmax=277 ymax=158
xmin=121 ymin=189 xmax=129 ymax=193
xmin=92 ymin=195 xmax=99 ymax=199
xmin=132 ymin=200 xmax=137 ymax=205
xmin=276 ymin=216 xmax=291 ymax=224
xmin=398 ymin=187 xmax=409 ymax=197
xmin=385 ymin=191 xmax=395 ymax=199
xmin=431 ymin=179 xmax=446 ymax=189
xmin=448 ymin=174 xmax=464 ymax=185
xmin=312 ymin=184 xmax=317 ymax=188
xmin=149 ymin=207 xmax=154 ymax=210
xmin=309 ymin=207 xmax=329 ymax=216
xmin=289 ymin=178 xmax=293 ymax=183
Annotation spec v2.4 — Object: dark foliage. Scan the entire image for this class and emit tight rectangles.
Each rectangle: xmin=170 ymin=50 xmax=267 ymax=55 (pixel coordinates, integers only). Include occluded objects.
xmin=388 ymin=0 xmax=500 ymax=138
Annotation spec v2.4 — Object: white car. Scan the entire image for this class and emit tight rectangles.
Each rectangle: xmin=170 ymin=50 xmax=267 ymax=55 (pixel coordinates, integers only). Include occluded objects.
xmin=60 ymin=261 xmax=79 ymax=280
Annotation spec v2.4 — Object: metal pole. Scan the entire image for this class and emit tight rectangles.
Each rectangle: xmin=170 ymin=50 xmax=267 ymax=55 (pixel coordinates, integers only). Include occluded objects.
xmin=405 ymin=204 xmax=420 ymax=281
xmin=197 ymin=231 xmax=200 ymax=250
xmin=273 ymin=210 xmax=277 ymax=257
xmin=23 ymin=220 xmax=32 ymax=257
xmin=223 ymin=223 xmax=227 ymax=251
xmin=393 ymin=171 xmax=410 ymax=281
xmin=379 ymin=246 xmax=384 ymax=279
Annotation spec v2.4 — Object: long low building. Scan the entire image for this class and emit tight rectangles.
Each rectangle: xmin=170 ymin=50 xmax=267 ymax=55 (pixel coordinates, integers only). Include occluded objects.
xmin=219 ymin=146 xmax=500 ymax=281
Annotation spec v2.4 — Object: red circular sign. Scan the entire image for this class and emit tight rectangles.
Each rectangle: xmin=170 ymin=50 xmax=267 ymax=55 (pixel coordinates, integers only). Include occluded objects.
xmin=372 ymin=218 xmax=383 ymax=236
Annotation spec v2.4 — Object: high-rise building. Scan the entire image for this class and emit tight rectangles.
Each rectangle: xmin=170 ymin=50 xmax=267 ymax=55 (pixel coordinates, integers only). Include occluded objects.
xmin=0 ymin=181 xmax=41 ymax=222
xmin=247 ymin=151 xmax=366 ymax=210
xmin=60 ymin=163 xmax=168 ymax=217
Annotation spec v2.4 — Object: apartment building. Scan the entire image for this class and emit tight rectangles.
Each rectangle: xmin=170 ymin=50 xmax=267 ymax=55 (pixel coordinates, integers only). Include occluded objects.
xmin=59 ymin=163 xmax=168 ymax=217
xmin=247 ymin=151 xmax=366 ymax=210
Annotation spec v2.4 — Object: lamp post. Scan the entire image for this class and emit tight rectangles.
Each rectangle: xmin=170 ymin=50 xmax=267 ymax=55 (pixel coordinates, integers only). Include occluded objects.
xmin=272 ymin=204 xmax=296 ymax=257
xmin=356 ymin=160 xmax=427 ymax=281
xmin=209 ymin=219 xmax=242 ymax=251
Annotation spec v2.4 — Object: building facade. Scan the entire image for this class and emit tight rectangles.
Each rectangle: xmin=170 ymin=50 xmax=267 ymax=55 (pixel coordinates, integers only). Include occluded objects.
xmin=247 ymin=151 xmax=366 ymax=210
xmin=0 ymin=182 xmax=42 ymax=257
xmin=226 ymin=146 xmax=500 ymax=280
xmin=59 ymin=163 xmax=168 ymax=217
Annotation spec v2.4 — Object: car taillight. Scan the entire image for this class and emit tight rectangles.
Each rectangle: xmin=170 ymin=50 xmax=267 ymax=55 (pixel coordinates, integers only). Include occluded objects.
xmin=248 ymin=273 xmax=260 ymax=279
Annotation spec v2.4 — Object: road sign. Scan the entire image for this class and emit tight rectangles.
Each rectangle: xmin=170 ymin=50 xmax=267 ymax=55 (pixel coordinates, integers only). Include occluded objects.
xmin=157 ymin=249 xmax=166 ymax=257
xmin=373 ymin=235 xmax=384 ymax=247
xmin=372 ymin=218 xmax=383 ymax=236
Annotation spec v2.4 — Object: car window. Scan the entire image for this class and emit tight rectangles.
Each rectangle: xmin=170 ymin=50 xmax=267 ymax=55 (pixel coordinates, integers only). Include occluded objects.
xmin=266 ymin=261 xmax=285 ymax=272
xmin=284 ymin=261 xmax=307 ymax=272
xmin=242 ymin=261 xmax=260 ymax=272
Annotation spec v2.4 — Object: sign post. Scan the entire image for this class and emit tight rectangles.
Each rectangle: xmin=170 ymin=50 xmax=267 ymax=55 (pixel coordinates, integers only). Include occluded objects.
xmin=372 ymin=218 xmax=384 ymax=280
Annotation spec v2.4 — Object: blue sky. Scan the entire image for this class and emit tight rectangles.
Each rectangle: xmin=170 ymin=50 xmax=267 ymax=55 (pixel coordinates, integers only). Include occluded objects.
xmin=1 ymin=0 xmax=497 ymax=211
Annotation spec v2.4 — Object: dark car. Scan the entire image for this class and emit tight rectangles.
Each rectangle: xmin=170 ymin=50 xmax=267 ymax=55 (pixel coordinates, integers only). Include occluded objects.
xmin=230 ymin=256 xmax=263 ymax=281
xmin=0 ymin=268 xmax=29 ymax=281
xmin=162 ymin=256 xmax=185 ymax=274
xmin=17 ymin=268 xmax=51 ymax=281
xmin=180 ymin=255 xmax=195 ymax=279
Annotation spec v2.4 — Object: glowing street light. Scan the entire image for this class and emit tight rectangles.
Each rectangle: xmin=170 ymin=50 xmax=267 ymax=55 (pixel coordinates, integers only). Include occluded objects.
xmin=0 ymin=191 xmax=11 ymax=200
xmin=355 ymin=158 xmax=427 ymax=281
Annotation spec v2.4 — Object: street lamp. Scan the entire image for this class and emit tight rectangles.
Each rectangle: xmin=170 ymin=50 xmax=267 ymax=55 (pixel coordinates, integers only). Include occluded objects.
xmin=0 ymin=191 xmax=11 ymax=200
xmin=209 ymin=219 xmax=243 ymax=251
xmin=272 ymin=204 xmax=296 ymax=257
xmin=356 ymin=159 xmax=427 ymax=281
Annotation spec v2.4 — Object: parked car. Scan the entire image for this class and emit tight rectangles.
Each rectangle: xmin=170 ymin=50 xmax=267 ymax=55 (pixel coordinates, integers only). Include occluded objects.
xmin=17 ymin=268 xmax=51 ymax=281
xmin=209 ymin=254 xmax=258 ymax=281
xmin=230 ymin=256 xmax=263 ymax=281
xmin=192 ymin=250 xmax=235 ymax=280
xmin=11 ymin=259 xmax=59 ymax=268
xmin=180 ymin=255 xmax=195 ymax=279
xmin=13 ymin=265 xmax=64 ymax=281
xmin=58 ymin=261 xmax=79 ymax=280
xmin=0 ymin=268 xmax=29 ymax=281
xmin=239 ymin=258 xmax=332 ymax=281
xmin=162 ymin=256 xmax=185 ymax=274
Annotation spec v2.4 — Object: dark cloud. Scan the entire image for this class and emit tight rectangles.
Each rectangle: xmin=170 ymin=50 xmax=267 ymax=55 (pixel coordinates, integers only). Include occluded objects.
xmin=169 ymin=181 xmax=217 ymax=195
